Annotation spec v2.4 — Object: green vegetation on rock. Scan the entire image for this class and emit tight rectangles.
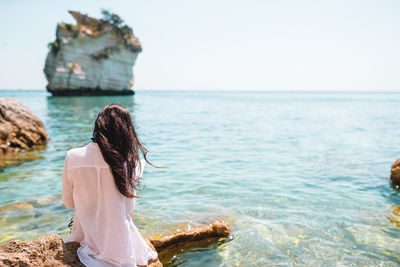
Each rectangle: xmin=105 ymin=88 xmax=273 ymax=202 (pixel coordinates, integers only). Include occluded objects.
xmin=47 ymin=39 xmax=60 ymax=54
xmin=101 ymin=9 xmax=134 ymax=42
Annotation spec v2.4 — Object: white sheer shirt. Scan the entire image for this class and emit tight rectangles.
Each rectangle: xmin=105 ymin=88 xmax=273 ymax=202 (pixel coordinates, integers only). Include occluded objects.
xmin=62 ymin=142 xmax=157 ymax=267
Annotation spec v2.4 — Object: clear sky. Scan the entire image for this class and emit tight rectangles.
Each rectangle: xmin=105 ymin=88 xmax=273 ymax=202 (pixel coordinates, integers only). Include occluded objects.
xmin=1 ymin=0 xmax=399 ymax=91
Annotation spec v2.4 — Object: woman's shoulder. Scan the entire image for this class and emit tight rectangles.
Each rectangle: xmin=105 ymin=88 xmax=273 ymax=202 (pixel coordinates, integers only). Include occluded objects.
xmin=67 ymin=143 xmax=87 ymax=156
xmin=66 ymin=142 xmax=109 ymax=169
xmin=66 ymin=142 xmax=100 ymax=160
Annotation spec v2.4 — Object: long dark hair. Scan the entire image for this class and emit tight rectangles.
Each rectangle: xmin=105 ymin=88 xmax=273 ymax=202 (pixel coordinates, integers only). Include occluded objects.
xmin=91 ymin=103 xmax=149 ymax=198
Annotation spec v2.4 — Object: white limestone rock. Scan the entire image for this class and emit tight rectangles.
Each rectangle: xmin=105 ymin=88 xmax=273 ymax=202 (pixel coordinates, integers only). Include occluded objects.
xmin=44 ymin=11 xmax=142 ymax=96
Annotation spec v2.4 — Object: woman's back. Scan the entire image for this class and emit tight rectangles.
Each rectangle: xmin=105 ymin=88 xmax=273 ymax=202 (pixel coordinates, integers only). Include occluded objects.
xmin=62 ymin=142 xmax=157 ymax=266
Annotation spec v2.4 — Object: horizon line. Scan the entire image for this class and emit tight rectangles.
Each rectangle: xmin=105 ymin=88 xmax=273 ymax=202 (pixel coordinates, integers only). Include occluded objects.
xmin=1 ymin=88 xmax=400 ymax=93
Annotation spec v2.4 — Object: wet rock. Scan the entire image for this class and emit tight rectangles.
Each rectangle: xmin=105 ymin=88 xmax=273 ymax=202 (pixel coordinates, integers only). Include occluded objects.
xmin=390 ymin=158 xmax=400 ymax=186
xmin=0 ymin=98 xmax=48 ymax=167
xmin=0 ymin=220 xmax=231 ymax=266
xmin=150 ymin=220 xmax=231 ymax=251
xmin=0 ymin=202 xmax=35 ymax=211
xmin=388 ymin=206 xmax=400 ymax=227
xmin=151 ymin=220 xmax=231 ymax=263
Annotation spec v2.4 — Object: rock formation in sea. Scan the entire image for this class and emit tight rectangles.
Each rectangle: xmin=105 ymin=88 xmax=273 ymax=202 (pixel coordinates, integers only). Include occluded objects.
xmin=0 ymin=98 xmax=49 ymax=167
xmin=390 ymin=158 xmax=400 ymax=186
xmin=44 ymin=10 xmax=142 ymax=96
xmin=0 ymin=220 xmax=231 ymax=266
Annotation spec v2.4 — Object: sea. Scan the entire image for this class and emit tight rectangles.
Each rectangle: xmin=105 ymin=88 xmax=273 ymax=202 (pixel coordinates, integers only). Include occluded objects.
xmin=1 ymin=90 xmax=400 ymax=266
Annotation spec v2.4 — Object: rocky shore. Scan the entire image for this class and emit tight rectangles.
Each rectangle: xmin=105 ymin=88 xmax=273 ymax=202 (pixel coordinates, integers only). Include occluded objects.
xmin=0 ymin=220 xmax=231 ymax=267
xmin=0 ymin=98 xmax=48 ymax=168
xmin=390 ymin=158 xmax=400 ymax=187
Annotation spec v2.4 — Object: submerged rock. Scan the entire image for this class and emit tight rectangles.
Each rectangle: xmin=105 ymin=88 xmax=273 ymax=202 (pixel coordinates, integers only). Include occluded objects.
xmin=44 ymin=11 xmax=142 ymax=96
xmin=390 ymin=158 xmax=400 ymax=186
xmin=0 ymin=98 xmax=48 ymax=167
xmin=0 ymin=220 xmax=231 ymax=266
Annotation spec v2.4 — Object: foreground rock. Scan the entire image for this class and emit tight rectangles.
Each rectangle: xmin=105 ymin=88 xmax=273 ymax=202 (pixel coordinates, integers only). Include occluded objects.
xmin=0 ymin=235 xmax=82 ymax=267
xmin=390 ymin=158 xmax=400 ymax=186
xmin=0 ymin=220 xmax=231 ymax=266
xmin=0 ymin=98 xmax=48 ymax=167
xmin=150 ymin=220 xmax=231 ymax=263
xmin=44 ymin=10 xmax=142 ymax=96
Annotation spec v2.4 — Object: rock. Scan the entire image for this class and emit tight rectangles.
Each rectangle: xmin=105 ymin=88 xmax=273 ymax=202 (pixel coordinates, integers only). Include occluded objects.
xmin=0 ymin=234 xmax=81 ymax=267
xmin=0 ymin=235 xmax=161 ymax=267
xmin=151 ymin=220 xmax=231 ymax=264
xmin=390 ymin=158 xmax=400 ymax=186
xmin=150 ymin=220 xmax=231 ymax=251
xmin=44 ymin=11 xmax=142 ymax=96
xmin=0 ymin=98 xmax=49 ymax=167
xmin=0 ymin=220 xmax=231 ymax=266
xmin=388 ymin=206 xmax=400 ymax=227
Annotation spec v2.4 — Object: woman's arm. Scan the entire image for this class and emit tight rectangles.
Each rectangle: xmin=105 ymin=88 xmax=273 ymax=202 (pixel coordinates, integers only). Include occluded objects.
xmin=62 ymin=152 xmax=75 ymax=209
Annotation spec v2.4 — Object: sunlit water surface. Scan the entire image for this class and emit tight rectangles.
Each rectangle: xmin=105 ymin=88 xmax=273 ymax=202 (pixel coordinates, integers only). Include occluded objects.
xmin=1 ymin=90 xmax=400 ymax=266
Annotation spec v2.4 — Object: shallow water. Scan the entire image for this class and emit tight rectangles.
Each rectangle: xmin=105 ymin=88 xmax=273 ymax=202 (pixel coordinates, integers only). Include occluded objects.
xmin=1 ymin=90 xmax=400 ymax=266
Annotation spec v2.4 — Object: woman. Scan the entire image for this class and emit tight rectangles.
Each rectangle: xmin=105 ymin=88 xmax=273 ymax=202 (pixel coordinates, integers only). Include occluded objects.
xmin=62 ymin=103 xmax=158 ymax=267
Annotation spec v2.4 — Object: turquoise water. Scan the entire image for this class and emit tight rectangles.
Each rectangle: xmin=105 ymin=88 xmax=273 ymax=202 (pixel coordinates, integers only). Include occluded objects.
xmin=1 ymin=90 xmax=400 ymax=266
